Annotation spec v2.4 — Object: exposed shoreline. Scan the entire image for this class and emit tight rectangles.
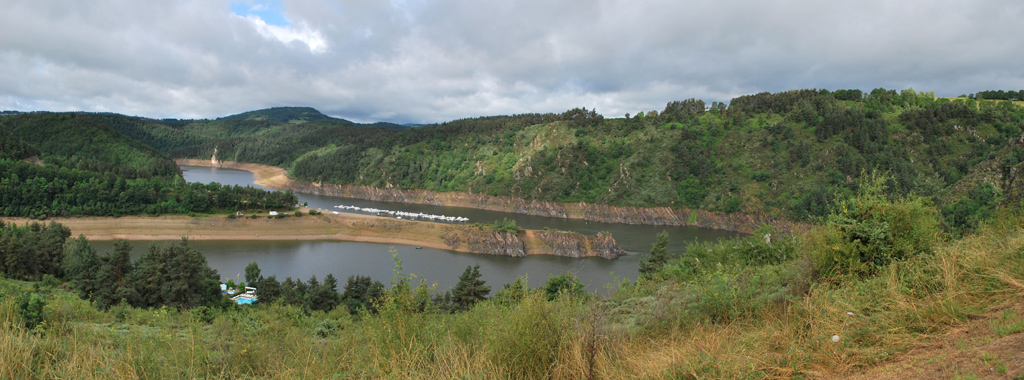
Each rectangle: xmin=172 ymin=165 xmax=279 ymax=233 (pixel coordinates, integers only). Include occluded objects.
xmin=177 ymin=159 xmax=805 ymax=234
xmin=2 ymin=211 xmax=625 ymax=259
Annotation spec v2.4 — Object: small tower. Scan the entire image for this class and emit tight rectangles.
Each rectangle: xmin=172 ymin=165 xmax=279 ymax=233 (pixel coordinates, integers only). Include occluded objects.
xmin=211 ymin=146 xmax=221 ymax=168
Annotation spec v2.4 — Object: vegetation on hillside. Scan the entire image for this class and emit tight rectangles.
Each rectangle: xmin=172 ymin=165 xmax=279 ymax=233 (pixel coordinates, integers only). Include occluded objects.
xmin=109 ymin=89 xmax=1024 ymax=232
xmin=2 ymin=89 xmax=1024 ymax=377
xmin=0 ymin=159 xmax=296 ymax=218
xmin=0 ymin=113 xmax=179 ymax=179
xmin=0 ymin=129 xmax=39 ymax=161
xmin=0 ymin=113 xmax=298 ymax=218
xmin=3 ymin=175 xmax=1024 ymax=378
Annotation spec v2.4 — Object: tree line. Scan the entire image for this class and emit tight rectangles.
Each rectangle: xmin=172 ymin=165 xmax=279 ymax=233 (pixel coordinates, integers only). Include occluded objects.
xmin=0 ymin=159 xmax=297 ymax=218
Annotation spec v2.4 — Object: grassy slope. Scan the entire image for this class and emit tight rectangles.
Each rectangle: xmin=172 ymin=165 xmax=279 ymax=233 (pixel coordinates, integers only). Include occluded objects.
xmin=3 ymin=210 xmax=1024 ymax=379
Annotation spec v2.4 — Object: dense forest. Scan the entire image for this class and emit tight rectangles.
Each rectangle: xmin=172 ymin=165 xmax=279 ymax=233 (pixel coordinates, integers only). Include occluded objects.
xmin=0 ymin=113 xmax=297 ymax=218
xmin=95 ymin=89 xmax=1024 ymax=235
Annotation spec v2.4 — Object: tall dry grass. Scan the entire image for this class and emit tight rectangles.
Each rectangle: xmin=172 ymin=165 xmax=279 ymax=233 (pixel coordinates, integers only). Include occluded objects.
xmin=2 ymin=212 xmax=1024 ymax=379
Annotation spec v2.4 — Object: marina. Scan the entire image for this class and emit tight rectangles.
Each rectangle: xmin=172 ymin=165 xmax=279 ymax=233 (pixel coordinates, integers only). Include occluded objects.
xmin=331 ymin=204 xmax=470 ymax=223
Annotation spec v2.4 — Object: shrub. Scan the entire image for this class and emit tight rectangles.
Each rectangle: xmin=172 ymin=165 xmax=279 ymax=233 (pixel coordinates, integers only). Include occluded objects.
xmin=542 ymin=273 xmax=588 ymax=301
xmin=17 ymin=292 xmax=46 ymax=329
xmin=811 ymin=171 xmax=941 ymax=278
xmin=492 ymin=218 xmax=521 ymax=233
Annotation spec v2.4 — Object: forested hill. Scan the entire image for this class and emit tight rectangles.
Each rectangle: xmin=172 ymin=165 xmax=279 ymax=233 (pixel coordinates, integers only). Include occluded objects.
xmin=143 ymin=89 xmax=1023 ymax=232
xmin=0 ymin=112 xmax=297 ymax=218
xmin=8 ymin=91 xmax=1024 ymax=231
xmin=0 ymin=112 xmax=178 ymax=179
xmin=0 ymin=129 xmax=39 ymax=161
xmin=86 ymin=107 xmax=406 ymax=167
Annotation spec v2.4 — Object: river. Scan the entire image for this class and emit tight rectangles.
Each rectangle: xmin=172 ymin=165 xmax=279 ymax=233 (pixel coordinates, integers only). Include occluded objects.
xmin=92 ymin=166 xmax=742 ymax=293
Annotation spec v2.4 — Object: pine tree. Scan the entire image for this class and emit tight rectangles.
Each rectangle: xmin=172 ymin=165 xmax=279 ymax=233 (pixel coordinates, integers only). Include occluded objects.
xmin=639 ymin=231 xmax=670 ymax=279
xmin=244 ymin=261 xmax=263 ymax=289
xmin=452 ymin=264 xmax=490 ymax=311
xmin=93 ymin=239 xmax=138 ymax=309
xmin=62 ymin=236 xmax=101 ymax=299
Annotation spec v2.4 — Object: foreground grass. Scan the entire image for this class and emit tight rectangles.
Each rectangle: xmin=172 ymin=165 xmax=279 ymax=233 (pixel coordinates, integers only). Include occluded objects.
xmin=3 ymin=213 xmax=1024 ymax=379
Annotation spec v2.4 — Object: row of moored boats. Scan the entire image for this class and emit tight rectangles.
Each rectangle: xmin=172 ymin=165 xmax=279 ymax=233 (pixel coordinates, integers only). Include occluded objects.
xmin=333 ymin=205 xmax=470 ymax=223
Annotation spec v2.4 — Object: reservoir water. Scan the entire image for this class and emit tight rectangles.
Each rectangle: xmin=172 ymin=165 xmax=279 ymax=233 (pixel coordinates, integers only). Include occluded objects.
xmin=91 ymin=166 xmax=741 ymax=293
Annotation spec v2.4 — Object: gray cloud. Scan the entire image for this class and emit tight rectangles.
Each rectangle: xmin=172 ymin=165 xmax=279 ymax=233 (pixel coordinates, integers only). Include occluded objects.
xmin=1 ymin=0 xmax=1021 ymax=123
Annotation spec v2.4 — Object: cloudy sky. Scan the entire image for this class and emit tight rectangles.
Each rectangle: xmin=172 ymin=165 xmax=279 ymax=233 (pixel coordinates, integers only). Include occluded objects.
xmin=1 ymin=0 xmax=1021 ymax=123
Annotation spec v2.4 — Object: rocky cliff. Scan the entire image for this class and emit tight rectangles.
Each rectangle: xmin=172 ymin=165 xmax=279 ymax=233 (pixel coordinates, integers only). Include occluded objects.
xmin=285 ymin=181 xmax=804 ymax=234
xmin=529 ymin=230 xmax=626 ymax=259
xmin=440 ymin=226 xmax=526 ymax=257
xmin=438 ymin=226 xmax=626 ymax=259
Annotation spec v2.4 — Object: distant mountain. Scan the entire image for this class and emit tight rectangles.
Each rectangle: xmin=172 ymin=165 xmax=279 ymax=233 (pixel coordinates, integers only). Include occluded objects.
xmin=218 ymin=107 xmax=338 ymax=124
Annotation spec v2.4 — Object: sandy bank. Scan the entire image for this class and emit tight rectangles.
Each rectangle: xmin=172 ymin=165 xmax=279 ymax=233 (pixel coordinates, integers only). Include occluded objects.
xmin=2 ymin=211 xmax=624 ymax=259
xmin=176 ymin=159 xmax=292 ymax=189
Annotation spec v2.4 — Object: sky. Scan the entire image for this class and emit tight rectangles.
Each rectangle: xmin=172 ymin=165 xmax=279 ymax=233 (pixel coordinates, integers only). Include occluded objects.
xmin=0 ymin=0 xmax=1022 ymax=124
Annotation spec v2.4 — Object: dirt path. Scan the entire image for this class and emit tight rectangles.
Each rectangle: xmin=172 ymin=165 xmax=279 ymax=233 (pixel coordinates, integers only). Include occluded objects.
xmin=840 ymin=301 xmax=1024 ymax=379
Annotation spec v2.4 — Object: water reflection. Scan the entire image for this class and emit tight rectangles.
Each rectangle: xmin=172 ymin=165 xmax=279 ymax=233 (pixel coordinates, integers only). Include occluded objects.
xmin=159 ymin=165 xmax=743 ymax=292
xmin=90 ymin=240 xmax=642 ymax=293
xmin=179 ymin=165 xmax=741 ymax=254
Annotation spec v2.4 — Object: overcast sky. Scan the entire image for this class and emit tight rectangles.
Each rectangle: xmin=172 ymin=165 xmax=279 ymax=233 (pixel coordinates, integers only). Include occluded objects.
xmin=1 ymin=0 xmax=1021 ymax=123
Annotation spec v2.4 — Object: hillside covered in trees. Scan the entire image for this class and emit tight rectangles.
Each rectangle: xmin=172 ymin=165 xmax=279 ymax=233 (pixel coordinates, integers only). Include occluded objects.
xmin=0 ymin=113 xmax=296 ymax=218
xmin=88 ymin=89 xmax=1024 ymax=234
xmin=3 ymin=89 xmax=1024 ymax=378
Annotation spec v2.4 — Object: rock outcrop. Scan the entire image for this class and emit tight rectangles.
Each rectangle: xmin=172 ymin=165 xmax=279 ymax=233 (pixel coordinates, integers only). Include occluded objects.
xmin=437 ymin=226 xmax=627 ymax=259
xmin=530 ymin=230 xmax=626 ymax=259
xmin=440 ymin=226 xmax=526 ymax=257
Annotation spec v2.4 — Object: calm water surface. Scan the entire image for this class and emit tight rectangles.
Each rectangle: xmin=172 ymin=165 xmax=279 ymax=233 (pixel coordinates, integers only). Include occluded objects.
xmin=95 ymin=166 xmax=742 ymax=292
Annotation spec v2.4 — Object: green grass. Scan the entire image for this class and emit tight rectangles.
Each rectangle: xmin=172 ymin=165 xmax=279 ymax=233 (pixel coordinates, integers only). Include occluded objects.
xmin=5 ymin=183 xmax=1024 ymax=379
xmin=989 ymin=308 xmax=1024 ymax=337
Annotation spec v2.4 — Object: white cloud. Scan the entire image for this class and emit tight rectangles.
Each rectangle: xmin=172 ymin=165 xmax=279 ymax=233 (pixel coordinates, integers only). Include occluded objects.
xmin=0 ymin=0 xmax=1022 ymax=123
xmin=241 ymin=14 xmax=328 ymax=54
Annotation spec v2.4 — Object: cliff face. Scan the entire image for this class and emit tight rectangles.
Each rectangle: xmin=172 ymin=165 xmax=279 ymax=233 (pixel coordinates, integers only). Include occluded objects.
xmin=438 ymin=226 xmax=627 ymax=259
xmin=285 ymin=181 xmax=804 ymax=234
xmin=530 ymin=230 xmax=626 ymax=259
xmin=441 ymin=226 xmax=526 ymax=257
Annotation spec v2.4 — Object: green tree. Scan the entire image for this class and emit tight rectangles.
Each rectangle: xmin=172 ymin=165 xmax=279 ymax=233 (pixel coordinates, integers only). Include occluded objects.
xmin=62 ymin=235 xmax=101 ymax=299
xmin=92 ymin=239 xmax=138 ymax=309
xmin=341 ymin=274 xmax=385 ymax=314
xmin=244 ymin=261 xmax=263 ymax=289
xmin=452 ymin=264 xmax=490 ymax=311
xmin=257 ymin=275 xmax=281 ymax=304
xmin=130 ymin=239 xmax=222 ymax=309
xmin=639 ymin=231 xmax=670 ymax=279
xmin=542 ymin=272 xmax=587 ymax=301
xmin=309 ymin=273 xmax=340 ymax=312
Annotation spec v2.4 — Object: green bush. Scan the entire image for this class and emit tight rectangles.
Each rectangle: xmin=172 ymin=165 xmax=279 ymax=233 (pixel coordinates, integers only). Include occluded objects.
xmin=542 ymin=272 xmax=588 ymax=301
xmin=492 ymin=218 xmax=521 ymax=233
xmin=17 ymin=292 xmax=46 ymax=329
xmin=812 ymin=172 xmax=941 ymax=278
